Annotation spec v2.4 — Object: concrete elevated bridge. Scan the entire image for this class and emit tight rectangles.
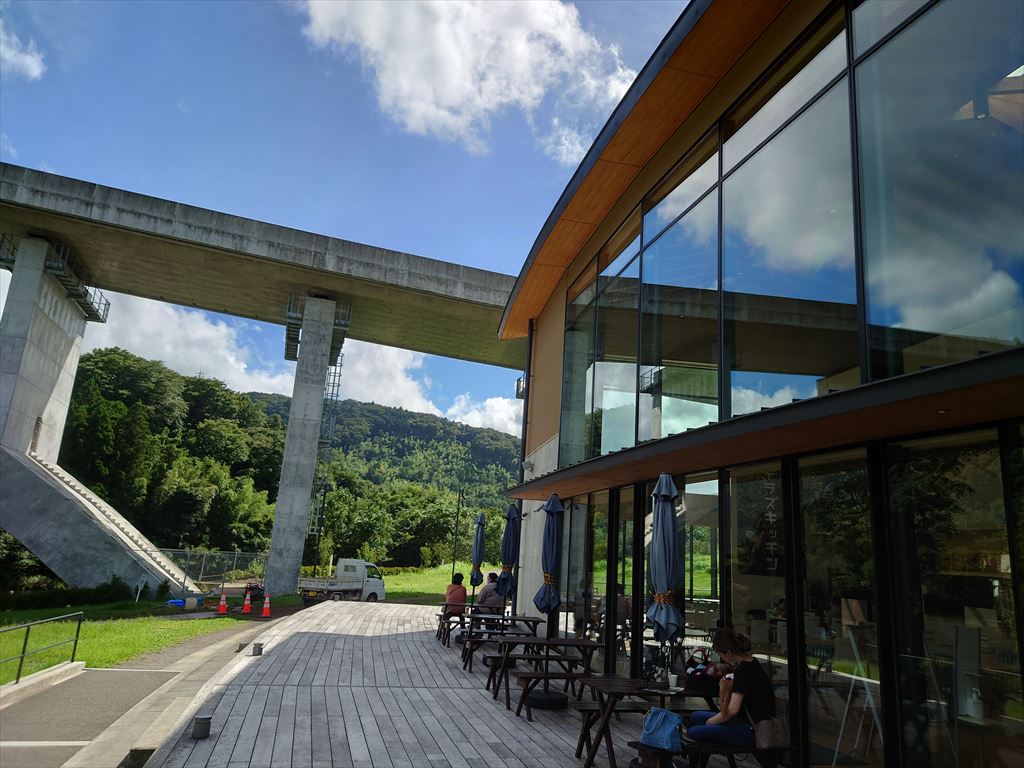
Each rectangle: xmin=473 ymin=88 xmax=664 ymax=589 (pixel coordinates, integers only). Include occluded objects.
xmin=0 ymin=162 xmax=524 ymax=596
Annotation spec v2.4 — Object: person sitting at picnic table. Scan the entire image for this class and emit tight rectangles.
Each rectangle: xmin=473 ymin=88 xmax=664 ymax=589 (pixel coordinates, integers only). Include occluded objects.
xmin=444 ymin=573 xmax=468 ymax=616
xmin=684 ymin=629 xmax=774 ymax=748
xmin=473 ymin=571 xmax=504 ymax=615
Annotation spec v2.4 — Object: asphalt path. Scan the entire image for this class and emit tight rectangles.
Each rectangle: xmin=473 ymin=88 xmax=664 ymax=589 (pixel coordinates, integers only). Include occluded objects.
xmin=0 ymin=618 xmax=265 ymax=768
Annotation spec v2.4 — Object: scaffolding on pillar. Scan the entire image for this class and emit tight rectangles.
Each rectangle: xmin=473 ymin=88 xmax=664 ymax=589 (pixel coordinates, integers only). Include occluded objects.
xmin=307 ymin=358 xmax=344 ymax=537
xmin=0 ymin=234 xmax=110 ymax=323
xmin=284 ymin=295 xmax=351 ymax=363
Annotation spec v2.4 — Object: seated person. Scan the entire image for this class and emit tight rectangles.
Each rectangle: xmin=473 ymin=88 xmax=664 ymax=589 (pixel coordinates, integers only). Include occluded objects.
xmin=444 ymin=573 xmax=467 ymax=616
xmin=473 ymin=572 xmax=504 ymax=615
xmin=685 ymin=629 xmax=775 ymax=748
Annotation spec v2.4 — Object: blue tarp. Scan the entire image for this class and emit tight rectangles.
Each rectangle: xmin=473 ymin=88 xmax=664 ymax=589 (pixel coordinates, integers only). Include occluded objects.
xmin=495 ymin=502 xmax=520 ymax=598
xmin=532 ymin=494 xmax=564 ymax=614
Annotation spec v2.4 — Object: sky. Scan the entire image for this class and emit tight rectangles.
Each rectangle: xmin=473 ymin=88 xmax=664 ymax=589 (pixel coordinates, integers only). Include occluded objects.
xmin=0 ymin=0 xmax=687 ymax=436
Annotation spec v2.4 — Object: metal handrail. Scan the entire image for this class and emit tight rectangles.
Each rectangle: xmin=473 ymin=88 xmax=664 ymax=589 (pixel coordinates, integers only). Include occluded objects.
xmin=0 ymin=611 xmax=85 ymax=684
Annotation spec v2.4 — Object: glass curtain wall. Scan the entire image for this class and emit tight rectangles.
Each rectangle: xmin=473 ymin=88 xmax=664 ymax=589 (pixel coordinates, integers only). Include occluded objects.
xmin=559 ymin=0 xmax=1023 ymax=469
xmin=887 ymin=431 xmax=1023 ymax=767
xmin=679 ymin=472 xmax=720 ymax=638
xmin=639 ymin=136 xmax=720 ymax=441
xmin=857 ymin=0 xmax=1024 ymax=379
xmin=727 ymin=462 xmax=789 ymax=730
xmin=723 ymin=15 xmax=860 ymax=416
xmin=560 ymin=297 xmax=595 ymax=468
xmin=798 ymin=450 xmax=884 ymax=767
xmin=615 ymin=486 xmax=637 ymax=675
xmin=593 ymin=255 xmax=640 ymax=457
xmin=562 ymin=495 xmax=593 ymax=637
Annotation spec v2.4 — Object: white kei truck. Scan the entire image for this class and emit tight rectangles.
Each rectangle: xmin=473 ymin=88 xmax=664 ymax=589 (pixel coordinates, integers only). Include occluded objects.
xmin=298 ymin=559 xmax=386 ymax=604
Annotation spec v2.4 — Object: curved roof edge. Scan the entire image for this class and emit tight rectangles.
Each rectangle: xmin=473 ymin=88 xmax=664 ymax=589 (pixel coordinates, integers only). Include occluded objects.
xmin=498 ymin=0 xmax=713 ymax=340
xmin=499 ymin=0 xmax=796 ymax=340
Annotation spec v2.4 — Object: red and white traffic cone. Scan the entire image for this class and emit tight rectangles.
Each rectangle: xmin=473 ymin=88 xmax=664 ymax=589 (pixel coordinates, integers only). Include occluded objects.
xmin=242 ymin=589 xmax=252 ymax=614
xmin=217 ymin=589 xmax=228 ymax=615
xmin=261 ymin=593 xmax=271 ymax=619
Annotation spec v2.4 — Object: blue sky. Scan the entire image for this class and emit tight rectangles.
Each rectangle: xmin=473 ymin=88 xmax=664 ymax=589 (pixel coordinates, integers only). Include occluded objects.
xmin=0 ymin=0 xmax=686 ymax=435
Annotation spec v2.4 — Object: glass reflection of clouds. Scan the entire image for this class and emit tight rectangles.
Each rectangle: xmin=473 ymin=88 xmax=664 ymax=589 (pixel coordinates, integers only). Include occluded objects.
xmin=724 ymin=82 xmax=855 ymax=303
xmin=731 ymin=371 xmax=819 ymax=417
xmin=724 ymin=32 xmax=846 ymax=172
xmin=858 ymin=0 xmax=1024 ymax=377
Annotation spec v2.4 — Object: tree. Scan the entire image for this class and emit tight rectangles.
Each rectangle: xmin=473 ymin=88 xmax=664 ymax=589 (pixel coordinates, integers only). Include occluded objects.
xmin=76 ymin=348 xmax=186 ymax=434
xmin=189 ymin=418 xmax=250 ymax=469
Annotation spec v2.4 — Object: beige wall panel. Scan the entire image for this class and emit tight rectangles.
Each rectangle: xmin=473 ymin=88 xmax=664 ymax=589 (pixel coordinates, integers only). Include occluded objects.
xmin=525 ymin=279 xmax=567 ymax=456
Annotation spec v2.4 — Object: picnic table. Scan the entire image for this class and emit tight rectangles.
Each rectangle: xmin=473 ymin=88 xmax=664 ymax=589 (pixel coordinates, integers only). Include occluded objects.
xmin=435 ymin=602 xmax=474 ymax=645
xmin=459 ymin=614 xmax=545 ymax=671
xmin=577 ymin=676 xmax=717 ymax=768
xmin=487 ymin=635 xmax=602 ymax=710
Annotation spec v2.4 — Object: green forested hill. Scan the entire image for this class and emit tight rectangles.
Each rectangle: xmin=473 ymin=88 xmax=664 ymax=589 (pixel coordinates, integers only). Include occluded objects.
xmin=0 ymin=348 xmax=520 ymax=589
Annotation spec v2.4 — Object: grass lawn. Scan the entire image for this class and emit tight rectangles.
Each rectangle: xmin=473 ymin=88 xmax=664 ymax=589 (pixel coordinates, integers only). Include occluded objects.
xmin=383 ymin=561 xmax=483 ymax=604
xmin=0 ymin=611 xmax=238 ymax=685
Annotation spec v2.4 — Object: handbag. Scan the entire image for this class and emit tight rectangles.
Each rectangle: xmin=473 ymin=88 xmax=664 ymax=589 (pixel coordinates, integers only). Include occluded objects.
xmin=744 ymin=708 xmax=787 ymax=749
xmin=639 ymin=707 xmax=685 ymax=752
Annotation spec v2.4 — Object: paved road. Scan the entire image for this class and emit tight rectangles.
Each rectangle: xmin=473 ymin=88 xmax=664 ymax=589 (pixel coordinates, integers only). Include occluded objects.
xmin=0 ymin=619 xmax=264 ymax=768
xmin=0 ymin=669 xmax=173 ymax=768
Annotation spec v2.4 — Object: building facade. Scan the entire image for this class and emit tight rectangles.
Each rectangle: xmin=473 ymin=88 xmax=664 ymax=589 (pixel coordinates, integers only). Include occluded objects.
xmin=503 ymin=1 xmax=1023 ymax=766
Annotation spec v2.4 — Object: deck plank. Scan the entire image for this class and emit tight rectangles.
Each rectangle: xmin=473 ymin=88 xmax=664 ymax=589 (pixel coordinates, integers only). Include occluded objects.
xmin=149 ymin=601 xmax=684 ymax=768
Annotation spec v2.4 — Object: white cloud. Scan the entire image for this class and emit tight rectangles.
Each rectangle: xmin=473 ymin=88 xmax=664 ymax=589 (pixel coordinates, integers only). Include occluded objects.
xmin=445 ymin=393 xmax=522 ymax=436
xmin=539 ymin=117 xmax=591 ymax=167
xmin=731 ymin=385 xmax=812 ymax=417
xmin=82 ymin=292 xmax=297 ymax=395
xmin=0 ymin=20 xmax=46 ymax=80
xmin=337 ymin=339 xmax=441 ymax=416
xmin=0 ymin=132 xmax=17 ymax=158
xmin=0 ymin=280 xmax=524 ymax=434
xmin=301 ymin=0 xmax=633 ymax=164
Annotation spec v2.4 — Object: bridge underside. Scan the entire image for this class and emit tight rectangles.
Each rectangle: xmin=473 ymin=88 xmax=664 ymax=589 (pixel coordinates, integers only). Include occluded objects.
xmin=0 ymin=163 xmax=524 ymax=369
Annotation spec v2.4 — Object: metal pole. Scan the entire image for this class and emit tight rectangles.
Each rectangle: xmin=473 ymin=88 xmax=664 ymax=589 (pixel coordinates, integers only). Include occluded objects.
xmin=232 ymin=549 xmax=239 ymax=574
xmin=71 ymin=613 xmax=83 ymax=662
xmin=688 ymin=527 xmax=695 ymax=601
xmin=450 ymin=488 xmax=463 ymax=582
xmin=182 ymin=550 xmax=192 ymax=593
xmin=16 ymin=625 xmax=30 ymax=683
xmin=198 ymin=553 xmax=207 ymax=582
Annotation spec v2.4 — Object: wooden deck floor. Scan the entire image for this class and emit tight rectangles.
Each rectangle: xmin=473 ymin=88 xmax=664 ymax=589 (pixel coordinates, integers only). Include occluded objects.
xmin=150 ymin=602 xmax=691 ymax=768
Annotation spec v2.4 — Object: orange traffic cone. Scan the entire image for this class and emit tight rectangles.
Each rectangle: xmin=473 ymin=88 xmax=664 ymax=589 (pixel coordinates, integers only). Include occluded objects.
xmin=261 ymin=593 xmax=271 ymax=619
xmin=242 ymin=589 xmax=252 ymax=614
xmin=217 ymin=590 xmax=228 ymax=615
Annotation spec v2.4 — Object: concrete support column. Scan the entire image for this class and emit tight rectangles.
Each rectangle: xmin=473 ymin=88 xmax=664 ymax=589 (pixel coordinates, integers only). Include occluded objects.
xmin=264 ymin=297 xmax=336 ymax=596
xmin=0 ymin=238 xmax=87 ymax=462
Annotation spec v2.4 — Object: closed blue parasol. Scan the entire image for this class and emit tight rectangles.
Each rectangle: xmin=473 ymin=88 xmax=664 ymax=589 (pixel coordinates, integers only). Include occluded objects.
xmin=646 ymin=473 xmax=683 ymax=643
xmin=495 ymin=502 xmax=520 ymax=598
xmin=470 ymin=512 xmax=486 ymax=588
xmin=533 ymin=494 xmax=564 ymax=614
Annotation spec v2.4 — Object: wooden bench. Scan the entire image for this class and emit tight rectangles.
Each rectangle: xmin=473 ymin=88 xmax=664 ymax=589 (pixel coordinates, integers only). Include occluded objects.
xmin=514 ymin=670 xmax=589 ymax=721
xmin=461 ymin=629 xmax=531 ymax=671
xmin=574 ymin=700 xmax=699 ymax=761
xmin=626 ymin=739 xmax=794 ymax=768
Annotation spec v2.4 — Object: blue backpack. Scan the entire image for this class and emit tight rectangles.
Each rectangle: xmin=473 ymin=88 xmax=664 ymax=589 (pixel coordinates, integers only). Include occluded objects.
xmin=639 ymin=707 xmax=684 ymax=752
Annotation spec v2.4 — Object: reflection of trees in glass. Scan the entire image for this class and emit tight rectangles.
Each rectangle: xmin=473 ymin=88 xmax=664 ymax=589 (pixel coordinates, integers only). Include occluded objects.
xmin=889 ymin=450 xmax=968 ymax=590
xmin=733 ymin=470 xmax=783 ymax=577
xmin=802 ymin=461 xmax=871 ymax=595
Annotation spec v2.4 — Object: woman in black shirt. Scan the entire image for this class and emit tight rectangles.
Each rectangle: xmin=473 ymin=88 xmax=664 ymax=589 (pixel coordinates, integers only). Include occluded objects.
xmin=686 ymin=628 xmax=775 ymax=747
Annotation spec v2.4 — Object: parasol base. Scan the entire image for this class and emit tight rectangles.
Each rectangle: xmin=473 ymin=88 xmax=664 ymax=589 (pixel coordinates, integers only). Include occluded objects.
xmin=527 ymin=690 xmax=568 ymax=710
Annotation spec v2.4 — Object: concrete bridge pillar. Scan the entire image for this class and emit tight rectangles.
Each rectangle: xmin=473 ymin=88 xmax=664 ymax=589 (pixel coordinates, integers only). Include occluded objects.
xmin=264 ymin=296 xmax=336 ymax=596
xmin=0 ymin=237 xmax=87 ymax=462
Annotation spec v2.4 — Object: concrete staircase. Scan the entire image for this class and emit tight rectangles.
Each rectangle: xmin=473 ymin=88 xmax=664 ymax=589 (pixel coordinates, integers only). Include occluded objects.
xmin=0 ymin=447 xmax=198 ymax=596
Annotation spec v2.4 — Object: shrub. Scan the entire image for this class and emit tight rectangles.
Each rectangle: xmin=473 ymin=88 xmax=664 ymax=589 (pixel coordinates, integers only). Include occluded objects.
xmin=0 ymin=574 xmax=132 ymax=611
xmin=155 ymin=579 xmax=171 ymax=600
